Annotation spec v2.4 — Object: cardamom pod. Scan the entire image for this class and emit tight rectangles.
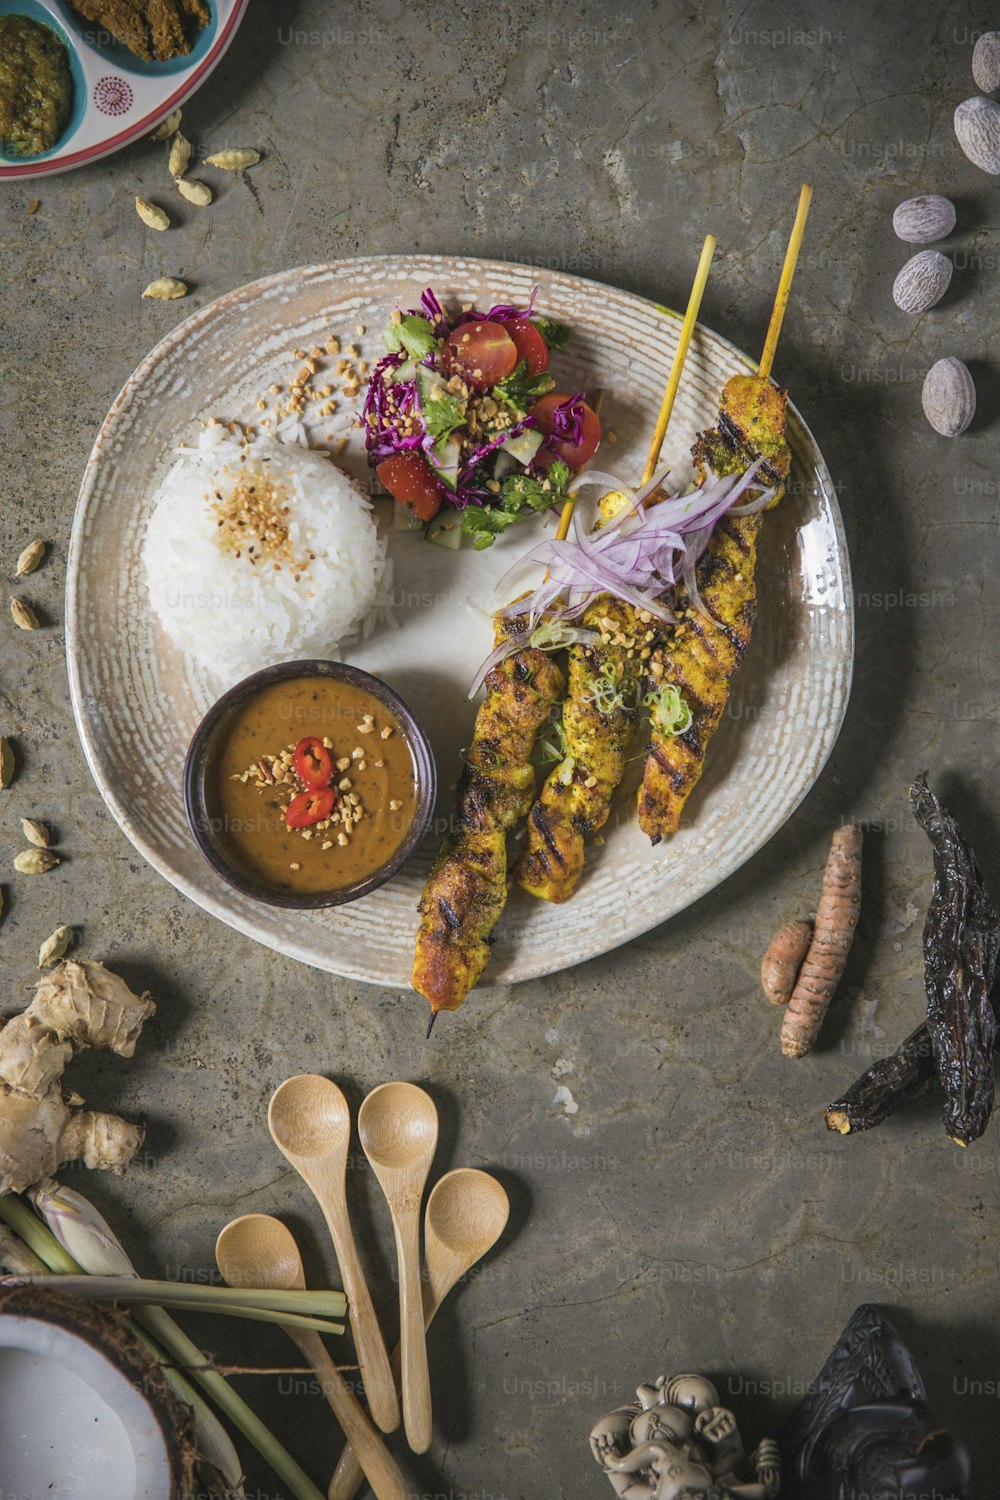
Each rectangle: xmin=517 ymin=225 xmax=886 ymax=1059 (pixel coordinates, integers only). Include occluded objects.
xmin=38 ymin=925 xmax=73 ymax=967
xmin=149 ymin=107 xmax=182 ymax=142
xmin=15 ymin=849 xmax=59 ymax=874
xmin=11 ymin=598 xmax=39 ymax=630
xmin=16 ymin=540 xmax=45 ymax=576
xmin=142 ymin=278 xmax=189 ymax=301
xmin=21 ymin=818 xmax=50 ymax=848
xmin=204 ymin=149 xmax=260 ymax=170
xmin=135 ymin=196 xmax=170 ymax=231
xmin=177 ymin=178 xmax=212 ymax=206
xmin=168 ymin=132 xmax=192 ymax=179
xmin=0 ymin=738 xmax=13 ymax=788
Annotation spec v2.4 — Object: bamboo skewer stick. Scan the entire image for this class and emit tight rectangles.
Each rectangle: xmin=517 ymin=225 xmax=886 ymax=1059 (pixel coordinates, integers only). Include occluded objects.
xmin=639 ymin=232 xmax=717 ymax=486
xmin=553 ymin=231 xmax=717 ymax=544
xmin=758 ymin=183 xmax=813 ymax=381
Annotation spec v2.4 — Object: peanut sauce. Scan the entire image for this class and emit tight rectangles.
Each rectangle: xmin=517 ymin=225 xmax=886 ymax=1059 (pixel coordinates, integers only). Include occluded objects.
xmin=206 ymin=675 xmax=417 ymax=895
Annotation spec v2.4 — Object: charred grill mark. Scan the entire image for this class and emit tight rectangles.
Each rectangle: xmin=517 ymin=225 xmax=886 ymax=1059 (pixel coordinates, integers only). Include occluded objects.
xmin=649 ymin=739 xmax=688 ymax=792
xmin=438 ymin=897 xmax=461 ymax=932
xmin=530 ymin=803 xmax=567 ymax=865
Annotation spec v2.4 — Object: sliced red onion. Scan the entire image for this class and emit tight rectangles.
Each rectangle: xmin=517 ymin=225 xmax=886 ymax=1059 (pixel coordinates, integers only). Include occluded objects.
xmin=489 ymin=462 xmax=769 ymax=635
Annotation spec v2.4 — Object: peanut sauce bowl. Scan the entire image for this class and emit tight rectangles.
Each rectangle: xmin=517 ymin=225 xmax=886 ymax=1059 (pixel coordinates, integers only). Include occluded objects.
xmin=183 ymin=659 xmax=437 ymax=910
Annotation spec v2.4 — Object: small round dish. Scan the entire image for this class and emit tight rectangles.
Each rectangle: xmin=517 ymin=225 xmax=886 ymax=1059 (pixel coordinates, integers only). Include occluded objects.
xmin=0 ymin=0 xmax=248 ymax=178
xmin=183 ymin=659 xmax=437 ymax=911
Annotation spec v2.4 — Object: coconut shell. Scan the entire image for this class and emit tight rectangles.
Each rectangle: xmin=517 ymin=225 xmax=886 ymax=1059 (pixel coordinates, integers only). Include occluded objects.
xmin=0 ymin=1285 xmax=197 ymax=1493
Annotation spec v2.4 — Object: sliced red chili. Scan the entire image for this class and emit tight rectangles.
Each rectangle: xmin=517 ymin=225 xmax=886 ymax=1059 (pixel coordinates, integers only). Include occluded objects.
xmin=285 ymin=786 xmax=335 ymax=830
xmin=293 ymin=736 xmax=333 ymax=789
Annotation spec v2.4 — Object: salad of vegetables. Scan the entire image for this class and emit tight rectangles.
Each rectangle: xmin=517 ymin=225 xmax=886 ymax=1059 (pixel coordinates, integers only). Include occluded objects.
xmin=362 ymin=287 xmax=602 ymax=548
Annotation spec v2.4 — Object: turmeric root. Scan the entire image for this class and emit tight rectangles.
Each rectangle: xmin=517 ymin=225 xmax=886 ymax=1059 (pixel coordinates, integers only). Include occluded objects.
xmin=760 ymin=919 xmax=812 ymax=1005
xmin=0 ymin=960 xmax=154 ymax=1193
xmin=780 ymin=825 xmax=862 ymax=1058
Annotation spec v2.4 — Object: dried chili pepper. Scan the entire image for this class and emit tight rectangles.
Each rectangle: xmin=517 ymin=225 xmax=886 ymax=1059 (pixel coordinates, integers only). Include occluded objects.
xmin=910 ymin=772 xmax=999 ymax=1146
xmin=825 ymin=1021 xmax=937 ymax=1134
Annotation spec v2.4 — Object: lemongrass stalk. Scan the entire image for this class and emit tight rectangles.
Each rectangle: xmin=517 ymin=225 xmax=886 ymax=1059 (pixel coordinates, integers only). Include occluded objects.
xmin=1 ymin=1272 xmax=344 ymax=1318
xmin=0 ymin=1195 xmax=328 ymax=1500
xmin=134 ymin=1303 xmax=329 ymax=1500
xmin=141 ymin=1302 xmax=344 ymax=1338
xmin=129 ymin=1317 xmax=248 ymax=1496
xmin=0 ymin=1193 xmax=77 ymax=1271
xmin=1 ymin=1275 xmax=344 ymax=1336
xmin=0 ymin=1223 xmax=49 ymax=1276
xmin=27 ymin=1183 xmax=245 ymax=1493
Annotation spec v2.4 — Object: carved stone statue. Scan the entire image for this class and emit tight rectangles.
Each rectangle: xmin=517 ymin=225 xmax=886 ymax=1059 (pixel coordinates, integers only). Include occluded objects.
xmin=590 ymin=1372 xmax=781 ymax=1500
xmin=781 ymin=1304 xmax=970 ymax=1500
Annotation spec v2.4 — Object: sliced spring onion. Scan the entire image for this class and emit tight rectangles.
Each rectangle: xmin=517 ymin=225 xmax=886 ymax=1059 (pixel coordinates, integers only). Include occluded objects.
xmin=646 ymin=684 xmax=693 ymax=736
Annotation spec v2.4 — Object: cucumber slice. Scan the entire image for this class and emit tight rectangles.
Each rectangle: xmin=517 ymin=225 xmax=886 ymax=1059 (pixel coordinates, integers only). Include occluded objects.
xmin=503 ymin=428 xmax=544 ymax=466
xmin=425 ymin=511 xmax=463 ymax=549
xmin=390 ymin=360 xmax=417 ymax=383
xmin=393 ymin=504 xmax=424 ymax=531
xmin=425 ymin=433 xmax=462 ymax=492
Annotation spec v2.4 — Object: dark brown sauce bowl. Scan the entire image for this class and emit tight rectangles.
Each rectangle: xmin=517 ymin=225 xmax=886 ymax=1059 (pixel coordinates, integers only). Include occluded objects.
xmin=183 ymin=659 xmax=437 ymax=910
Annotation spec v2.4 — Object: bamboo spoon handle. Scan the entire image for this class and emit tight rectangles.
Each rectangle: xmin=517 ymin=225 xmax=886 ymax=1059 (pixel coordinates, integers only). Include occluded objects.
xmin=329 ymin=1278 xmax=448 ymax=1500
xmin=318 ymin=1176 xmax=399 ymax=1434
xmin=394 ymin=1206 xmax=432 ymax=1453
xmin=287 ymin=1326 xmax=408 ymax=1500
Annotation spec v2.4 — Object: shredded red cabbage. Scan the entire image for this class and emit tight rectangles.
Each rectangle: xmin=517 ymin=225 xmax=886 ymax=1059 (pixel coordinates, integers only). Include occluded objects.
xmin=419 ymin=287 xmax=448 ymax=335
xmin=458 ymin=416 xmax=536 ymax=485
xmin=551 ymin=393 xmax=586 ymax=447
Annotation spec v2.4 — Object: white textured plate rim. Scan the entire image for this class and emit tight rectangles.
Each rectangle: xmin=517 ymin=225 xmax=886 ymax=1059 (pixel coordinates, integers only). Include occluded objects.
xmin=65 ymin=254 xmax=855 ymax=989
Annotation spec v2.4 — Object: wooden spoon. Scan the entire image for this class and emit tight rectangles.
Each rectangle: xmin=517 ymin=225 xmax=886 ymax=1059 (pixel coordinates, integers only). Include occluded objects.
xmin=357 ymin=1082 xmax=438 ymax=1454
xmin=329 ymin=1168 xmax=510 ymax=1500
xmin=215 ymin=1214 xmax=408 ymax=1500
xmin=268 ymin=1075 xmax=399 ymax=1434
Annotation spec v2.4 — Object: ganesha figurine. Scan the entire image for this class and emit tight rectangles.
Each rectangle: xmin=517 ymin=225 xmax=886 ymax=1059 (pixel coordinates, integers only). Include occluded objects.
xmin=590 ymin=1372 xmax=780 ymax=1499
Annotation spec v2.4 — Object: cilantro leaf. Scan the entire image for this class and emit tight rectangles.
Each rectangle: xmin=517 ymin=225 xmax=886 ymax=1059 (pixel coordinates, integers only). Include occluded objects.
xmin=530 ymin=315 xmax=572 ymax=351
xmin=460 ymin=460 xmax=574 ymax=549
xmin=499 ymin=459 xmax=572 ymax=513
xmin=384 ymin=313 xmax=438 ymax=361
xmin=421 ymin=388 xmax=466 ymax=442
xmin=461 ymin=506 xmax=523 ymax=549
xmin=493 ymin=359 xmax=555 ymax=414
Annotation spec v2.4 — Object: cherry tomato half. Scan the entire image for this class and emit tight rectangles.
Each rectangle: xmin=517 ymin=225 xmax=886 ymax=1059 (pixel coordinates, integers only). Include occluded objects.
xmin=530 ymin=392 xmax=602 ymax=472
xmin=293 ymin=736 xmax=333 ymax=790
xmin=286 ymin=786 xmax=336 ymax=830
xmin=376 ymin=452 xmax=443 ymax=522
xmin=441 ymin=320 xmax=518 ymax=391
xmin=500 ymin=318 xmax=549 ymax=376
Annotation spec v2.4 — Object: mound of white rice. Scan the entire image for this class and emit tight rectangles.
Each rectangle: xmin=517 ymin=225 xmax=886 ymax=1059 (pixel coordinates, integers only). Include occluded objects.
xmin=144 ymin=429 xmax=390 ymax=683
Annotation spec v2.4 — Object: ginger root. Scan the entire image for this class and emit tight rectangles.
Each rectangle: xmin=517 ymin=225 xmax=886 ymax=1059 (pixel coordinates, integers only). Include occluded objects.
xmin=760 ymin=919 xmax=813 ymax=1005
xmin=780 ymin=825 xmax=862 ymax=1058
xmin=0 ymin=960 xmax=154 ymax=1193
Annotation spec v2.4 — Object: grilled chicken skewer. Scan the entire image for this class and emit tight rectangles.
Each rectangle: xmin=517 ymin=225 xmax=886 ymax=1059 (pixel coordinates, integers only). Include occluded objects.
xmin=411 ymin=613 xmax=564 ymax=1018
xmin=637 ymin=376 xmax=790 ymax=839
xmin=514 ymin=574 xmax=663 ymax=903
xmin=514 ymin=237 xmax=718 ymax=903
xmin=637 ymin=181 xmax=812 ymax=840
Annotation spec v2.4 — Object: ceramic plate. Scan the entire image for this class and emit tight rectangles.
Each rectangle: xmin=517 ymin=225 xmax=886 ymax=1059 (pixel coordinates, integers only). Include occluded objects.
xmin=65 ymin=256 xmax=854 ymax=989
xmin=0 ymin=0 xmax=247 ymax=179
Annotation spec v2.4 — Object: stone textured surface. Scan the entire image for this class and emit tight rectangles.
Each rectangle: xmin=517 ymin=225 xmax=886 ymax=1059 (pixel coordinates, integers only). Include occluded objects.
xmin=2 ymin=0 xmax=1000 ymax=1496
